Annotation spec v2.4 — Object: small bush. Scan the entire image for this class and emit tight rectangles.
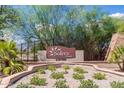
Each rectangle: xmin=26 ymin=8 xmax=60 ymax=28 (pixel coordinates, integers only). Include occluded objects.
xmin=62 ymin=65 xmax=70 ymax=74
xmin=48 ymin=65 xmax=56 ymax=71
xmin=73 ymin=73 xmax=85 ymax=80
xmin=73 ymin=66 xmax=87 ymax=74
xmin=36 ymin=68 xmax=45 ymax=74
xmin=30 ymin=75 xmax=46 ymax=86
xmin=54 ymin=80 xmax=69 ymax=88
xmin=16 ymin=83 xmax=34 ymax=88
xmin=79 ymin=79 xmax=99 ymax=88
xmin=111 ymin=81 xmax=124 ymax=88
xmin=3 ymin=67 xmax=11 ymax=76
xmin=51 ymin=72 xmax=64 ymax=79
xmin=93 ymin=72 xmax=106 ymax=80
xmin=63 ymin=65 xmax=70 ymax=71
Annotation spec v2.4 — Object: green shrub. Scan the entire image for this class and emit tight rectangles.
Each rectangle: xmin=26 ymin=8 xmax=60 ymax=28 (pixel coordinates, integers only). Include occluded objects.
xmin=79 ymin=79 xmax=99 ymax=88
xmin=3 ymin=67 xmax=11 ymax=76
xmin=73 ymin=73 xmax=84 ymax=80
xmin=93 ymin=72 xmax=106 ymax=80
xmin=111 ymin=81 xmax=124 ymax=88
xmin=54 ymin=80 xmax=69 ymax=88
xmin=48 ymin=65 xmax=56 ymax=71
xmin=62 ymin=65 xmax=70 ymax=71
xmin=62 ymin=65 xmax=70 ymax=74
xmin=108 ymin=46 xmax=124 ymax=71
xmin=51 ymin=72 xmax=64 ymax=79
xmin=73 ymin=66 xmax=87 ymax=74
xmin=30 ymin=75 xmax=46 ymax=86
xmin=0 ymin=64 xmax=2 ymax=71
xmin=16 ymin=83 xmax=34 ymax=88
xmin=36 ymin=68 xmax=45 ymax=74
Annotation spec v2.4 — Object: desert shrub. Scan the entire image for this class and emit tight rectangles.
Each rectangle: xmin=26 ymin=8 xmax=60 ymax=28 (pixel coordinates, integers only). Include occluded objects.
xmin=79 ymin=79 xmax=99 ymax=88
xmin=73 ymin=73 xmax=85 ymax=80
xmin=16 ymin=83 xmax=34 ymax=88
xmin=30 ymin=75 xmax=46 ymax=86
xmin=63 ymin=65 xmax=70 ymax=71
xmin=62 ymin=65 xmax=70 ymax=74
xmin=111 ymin=81 xmax=124 ymax=88
xmin=93 ymin=72 xmax=106 ymax=80
xmin=108 ymin=46 xmax=124 ymax=71
xmin=73 ymin=66 xmax=88 ymax=74
xmin=54 ymin=79 xmax=69 ymax=88
xmin=36 ymin=68 xmax=45 ymax=74
xmin=3 ymin=67 xmax=11 ymax=76
xmin=48 ymin=65 xmax=56 ymax=71
xmin=51 ymin=72 xmax=64 ymax=79
xmin=0 ymin=64 xmax=2 ymax=72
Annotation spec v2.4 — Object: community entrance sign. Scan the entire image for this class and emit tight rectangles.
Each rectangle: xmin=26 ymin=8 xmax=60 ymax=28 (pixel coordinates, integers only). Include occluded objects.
xmin=46 ymin=46 xmax=75 ymax=60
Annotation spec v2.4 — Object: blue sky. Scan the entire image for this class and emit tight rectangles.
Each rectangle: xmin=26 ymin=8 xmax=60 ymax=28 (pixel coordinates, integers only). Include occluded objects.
xmin=98 ymin=5 xmax=124 ymax=14
xmin=83 ymin=5 xmax=124 ymax=15
xmin=13 ymin=5 xmax=124 ymax=19
xmin=14 ymin=5 xmax=124 ymax=15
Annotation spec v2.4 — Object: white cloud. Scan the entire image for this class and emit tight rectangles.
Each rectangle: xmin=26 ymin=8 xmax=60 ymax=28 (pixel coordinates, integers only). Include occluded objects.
xmin=109 ymin=13 xmax=124 ymax=18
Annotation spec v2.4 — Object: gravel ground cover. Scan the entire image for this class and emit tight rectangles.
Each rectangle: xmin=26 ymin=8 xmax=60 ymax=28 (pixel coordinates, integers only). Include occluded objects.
xmin=8 ymin=65 xmax=124 ymax=88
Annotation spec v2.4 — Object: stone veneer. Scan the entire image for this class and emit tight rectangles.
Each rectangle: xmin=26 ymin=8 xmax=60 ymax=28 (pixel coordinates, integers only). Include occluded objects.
xmin=106 ymin=32 xmax=124 ymax=61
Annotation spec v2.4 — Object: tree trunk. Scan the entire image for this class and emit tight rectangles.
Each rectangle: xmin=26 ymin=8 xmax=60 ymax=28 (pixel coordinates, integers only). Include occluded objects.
xmin=117 ymin=63 xmax=122 ymax=71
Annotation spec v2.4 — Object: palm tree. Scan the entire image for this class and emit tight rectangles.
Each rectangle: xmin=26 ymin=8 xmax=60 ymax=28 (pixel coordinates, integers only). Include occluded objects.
xmin=0 ymin=40 xmax=25 ymax=75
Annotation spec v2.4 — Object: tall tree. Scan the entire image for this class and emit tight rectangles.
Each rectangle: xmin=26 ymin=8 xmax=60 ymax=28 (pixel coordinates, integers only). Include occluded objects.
xmin=0 ymin=5 xmax=20 ymax=39
xmin=16 ymin=6 xmax=116 ymax=60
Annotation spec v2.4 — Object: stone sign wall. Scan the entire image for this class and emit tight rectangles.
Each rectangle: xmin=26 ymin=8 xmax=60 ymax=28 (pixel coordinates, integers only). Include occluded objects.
xmin=46 ymin=46 xmax=75 ymax=60
xmin=37 ymin=46 xmax=84 ymax=62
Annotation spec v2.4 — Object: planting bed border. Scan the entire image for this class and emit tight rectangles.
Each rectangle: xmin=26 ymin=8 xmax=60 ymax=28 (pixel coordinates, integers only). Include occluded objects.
xmin=1 ymin=61 xmax=124 ymax=88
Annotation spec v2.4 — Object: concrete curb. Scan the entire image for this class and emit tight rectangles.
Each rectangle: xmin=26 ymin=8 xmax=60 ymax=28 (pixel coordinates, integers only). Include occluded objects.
xmin=25 ymin=61 xmax=107 ymax=65
xmin=69 ymin=62 xmax=124 ymax=77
